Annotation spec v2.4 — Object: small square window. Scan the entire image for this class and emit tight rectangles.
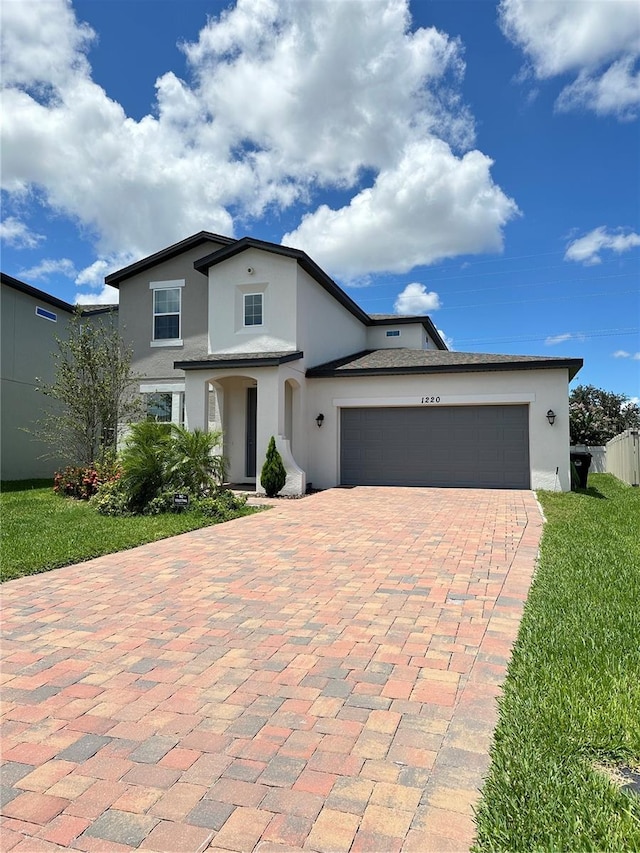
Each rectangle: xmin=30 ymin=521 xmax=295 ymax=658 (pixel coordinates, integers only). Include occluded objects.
xmin=244 ymin=293 xmax=263 ymax=326
xmin=386 ymin=329 xmax=401 ymax=337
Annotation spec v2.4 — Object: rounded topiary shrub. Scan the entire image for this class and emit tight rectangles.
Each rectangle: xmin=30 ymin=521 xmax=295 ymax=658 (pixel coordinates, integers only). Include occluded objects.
xmin=260 ymin=436 xmax=287 ymax=497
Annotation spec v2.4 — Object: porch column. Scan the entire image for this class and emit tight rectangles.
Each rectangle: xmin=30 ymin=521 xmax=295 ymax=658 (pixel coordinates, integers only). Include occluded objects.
xmin=255 ymin=369 xmax=281 ymax=494
xmin=184 ymin=372 xmax=208 ymax=431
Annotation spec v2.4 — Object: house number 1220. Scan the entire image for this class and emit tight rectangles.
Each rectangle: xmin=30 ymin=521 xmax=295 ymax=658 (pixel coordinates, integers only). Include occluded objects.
xmin=421 ymin=396 xmax=441 ymax=403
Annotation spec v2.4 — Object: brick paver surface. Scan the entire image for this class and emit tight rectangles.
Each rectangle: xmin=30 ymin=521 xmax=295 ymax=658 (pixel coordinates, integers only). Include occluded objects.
xmin=1 ymin=487 xmax=543 ymax=851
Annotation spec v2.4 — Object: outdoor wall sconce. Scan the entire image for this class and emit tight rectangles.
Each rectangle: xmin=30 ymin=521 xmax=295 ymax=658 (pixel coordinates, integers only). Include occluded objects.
xmin=546 ymin=409 xmax=556 ymax=425
xmin=316 ymin=413 xmax=325 ymax=428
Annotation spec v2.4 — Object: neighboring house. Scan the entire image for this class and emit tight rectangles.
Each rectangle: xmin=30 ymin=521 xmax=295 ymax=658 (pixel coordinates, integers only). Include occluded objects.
xmin=106 ymin=232 xmax=583 ymax=494
xmin=0 ymin=272 xmax=115 ymax=481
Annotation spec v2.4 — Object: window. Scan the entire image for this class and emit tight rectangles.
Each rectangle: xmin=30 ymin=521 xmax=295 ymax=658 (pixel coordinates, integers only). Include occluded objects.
xmin=386 ymin=329 xmax=400 ymax=338
xmin=145 ymin=392 xmax=172 ymax=422
xmin=36 ymin=306 xmax=57 ymax=322
xmin=244 ymin=293 xmax=263 ymax=327
xmin=149 ymin=280 xmax=184 ymax=344
xmin=154 ymin=288 xmax=180 ymax=339
xmin=144 ymin=391 xmax=184 ymax=424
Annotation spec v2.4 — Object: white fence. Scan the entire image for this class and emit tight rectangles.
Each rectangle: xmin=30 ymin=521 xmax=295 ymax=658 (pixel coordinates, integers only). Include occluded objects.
xmin=606 ymin=430 xmax=640 ymax=487
xmin=571 ymin=445 xmax=607 ymax=473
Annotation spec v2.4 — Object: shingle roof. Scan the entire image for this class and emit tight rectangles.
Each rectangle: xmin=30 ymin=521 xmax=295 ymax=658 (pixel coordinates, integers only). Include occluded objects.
xmin=174 ymin=351 xmax=304 ymax=370
xmin=306 ymin=348 xmax=583 ymax=380
xmin=77 ymin=304 xmax=118 ymax=315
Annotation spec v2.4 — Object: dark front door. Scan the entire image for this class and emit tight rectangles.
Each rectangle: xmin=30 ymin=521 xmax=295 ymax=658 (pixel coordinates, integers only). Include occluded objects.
xmin=245 ymin=387 xmax=257 ymax=477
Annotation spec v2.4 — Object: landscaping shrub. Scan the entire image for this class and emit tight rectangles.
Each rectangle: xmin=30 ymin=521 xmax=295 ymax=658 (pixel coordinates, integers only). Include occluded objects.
xmin=54 ymin=465 xmax=100 ymax=499
xmin=119 ymin=420 xmax=172 ymax=512
xmin=54 ymin=451 xmax=122 ymax=500
xmin=167 ymin=425 xmax=226 ymax=493
xmin=62 ymin=422 xmax=231 ymax=516
xmin=194 ymin=490 xmax=247 ymax=520
xmin=92 ymin=485 xmax=248 ymax=519
xmin=90 ymin=478 xmax=131 ymax=516
xmin=260 ymin=436 xmax=287 ymax=497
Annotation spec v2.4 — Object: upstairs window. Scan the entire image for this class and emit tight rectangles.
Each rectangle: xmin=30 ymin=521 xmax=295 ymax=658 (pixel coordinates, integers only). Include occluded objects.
xmin=386 ymin=329 xmax=401 ymax=337
xmin=244 ymin=293 xmax=263 ymax=327
xmin=154 ymin=288 xmax=180 ymax=339
xmin=36 ymin=306 xmax=57 ymax=322
xmin=149 ymin=280 xmax=184 ymax=344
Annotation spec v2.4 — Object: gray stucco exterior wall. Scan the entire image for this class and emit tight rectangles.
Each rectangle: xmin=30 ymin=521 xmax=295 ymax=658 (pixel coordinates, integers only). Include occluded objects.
xmin=1 ymin=284 xmax=74 ymax=480
xmin=117 ymin=240 xmax=228 ymax=381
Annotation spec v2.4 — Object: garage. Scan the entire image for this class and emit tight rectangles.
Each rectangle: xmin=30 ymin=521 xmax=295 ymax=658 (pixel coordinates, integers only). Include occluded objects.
xmin=340 ymin=404 xmax=530 ymax=489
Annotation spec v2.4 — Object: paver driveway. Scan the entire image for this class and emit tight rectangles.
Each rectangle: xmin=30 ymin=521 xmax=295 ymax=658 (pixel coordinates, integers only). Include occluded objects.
xmin=1 ymin=487 xmax=543 ymax=853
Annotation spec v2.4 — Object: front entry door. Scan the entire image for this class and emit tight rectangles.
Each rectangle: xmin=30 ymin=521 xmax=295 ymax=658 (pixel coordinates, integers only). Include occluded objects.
xmin=245 ymin=387 xmax=257 ymax=477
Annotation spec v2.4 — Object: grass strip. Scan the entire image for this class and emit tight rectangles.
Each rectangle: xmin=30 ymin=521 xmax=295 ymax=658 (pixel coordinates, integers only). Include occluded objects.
xmin=1 ymin=480 xmax=260 ymax=583
xmin=473 ymin=474 xmax=640 ymax=851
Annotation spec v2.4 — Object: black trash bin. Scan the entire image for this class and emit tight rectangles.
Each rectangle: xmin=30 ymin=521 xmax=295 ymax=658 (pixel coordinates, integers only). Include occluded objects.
xmin=570 ymin=451 xmax=592 ymax=490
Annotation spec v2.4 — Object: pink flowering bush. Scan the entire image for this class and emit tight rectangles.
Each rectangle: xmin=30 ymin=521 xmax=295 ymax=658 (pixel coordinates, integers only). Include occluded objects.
xmin=54 ymin=451 xmax=122 ymax=500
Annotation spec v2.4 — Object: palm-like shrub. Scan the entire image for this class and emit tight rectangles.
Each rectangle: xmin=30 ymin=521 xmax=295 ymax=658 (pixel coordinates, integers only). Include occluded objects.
xmin=119 ymin=420 xmax=171 ymax=511
xmin=167 ymin=425 xmax=226 ymax=494
xmin=260 ymin=436 xmax=287 ymax=497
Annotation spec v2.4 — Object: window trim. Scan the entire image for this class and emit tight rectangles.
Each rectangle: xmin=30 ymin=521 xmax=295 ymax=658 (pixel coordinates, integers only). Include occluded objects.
xmin=243 ymin=292 xmax=264 ymax=328
xmin=149 ymin=279 xmax=184 ymax=346
xmin=386 ymin=329 xmax=401 ymax=338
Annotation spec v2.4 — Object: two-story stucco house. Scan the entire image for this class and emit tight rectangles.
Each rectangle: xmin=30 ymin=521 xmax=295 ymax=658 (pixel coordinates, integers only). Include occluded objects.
xmin=106 ymin=232 xmax=583 ymax=494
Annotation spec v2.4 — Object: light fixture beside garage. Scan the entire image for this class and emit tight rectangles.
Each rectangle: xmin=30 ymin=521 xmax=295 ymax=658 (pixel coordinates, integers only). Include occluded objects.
xmin=546 ymin=409 xmax=556 ymax=425
xmin=316 ymin=413 xmax=325 ymax=428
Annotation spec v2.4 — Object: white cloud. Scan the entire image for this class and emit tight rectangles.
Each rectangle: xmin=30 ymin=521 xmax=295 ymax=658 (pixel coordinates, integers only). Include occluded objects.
xmin=75 ymin=257 xmax=134 ymax=289
xmin=282 ymin=139 xmax=518 ymax=279
xmin=545 ymin=332 xmax=575 ymax=346
xmin=499 ymin=0 xmax=640 ymax=119
xmin=565 ymin=227 xmax=640 ymax=265
xmin=394 ymin=283 xmax=441 ymax=315
xmin=613 ymin=350 xmax=640 ymax=360
xmin=0 ymin=0 xmax=94 ymax=91
xmin=20 ymin=257 xmax=76 ymax=281
xmin=0 ymin=0 xmax=516 ymax=281
xmin=557 ymin=56 xmax=640 ymax=117
xmin=635 ymin=354 xmax=640 ymax=361
xmin=75 ymin=285 xmax=119 ymax=306
xmin=0 ymin=216 xmax=44 ymax=248
xmin=437 ymin=327 xmax=454 ymax=350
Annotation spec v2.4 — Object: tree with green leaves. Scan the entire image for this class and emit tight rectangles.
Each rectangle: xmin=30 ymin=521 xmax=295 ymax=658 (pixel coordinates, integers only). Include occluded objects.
xmin=33 ymin=310 xmax=140 ymax=465
xmin=260 ymin=436 xmax=287 ymax=497
xmin=570 ymin=384 xmax=640 ymax=445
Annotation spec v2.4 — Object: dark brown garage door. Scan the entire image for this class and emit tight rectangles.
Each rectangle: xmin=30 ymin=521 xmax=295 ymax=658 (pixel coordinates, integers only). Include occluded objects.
xmin=340 ymin=405 xmax=530 ymax=489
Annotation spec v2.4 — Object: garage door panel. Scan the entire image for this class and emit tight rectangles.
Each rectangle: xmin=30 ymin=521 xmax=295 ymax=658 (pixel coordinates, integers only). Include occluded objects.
xmin=340 ymin=405 xmax=530 ymax=489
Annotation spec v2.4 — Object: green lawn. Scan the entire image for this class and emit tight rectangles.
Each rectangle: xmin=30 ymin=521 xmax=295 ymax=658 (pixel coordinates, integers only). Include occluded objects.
xmin=474 ymin=474 xmax=640 ymax=851
xmin=1 ymin=479 xmax=260 ymax=583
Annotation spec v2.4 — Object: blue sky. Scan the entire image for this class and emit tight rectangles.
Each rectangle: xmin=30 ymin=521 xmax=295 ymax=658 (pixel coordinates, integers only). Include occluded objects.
xmin=1 ymin=0 xmax=639 ymax=398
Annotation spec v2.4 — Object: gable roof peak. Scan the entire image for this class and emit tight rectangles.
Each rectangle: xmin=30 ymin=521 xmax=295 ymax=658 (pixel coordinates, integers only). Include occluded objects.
xmin=105 ymin=230 xmax=235 ymax=287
